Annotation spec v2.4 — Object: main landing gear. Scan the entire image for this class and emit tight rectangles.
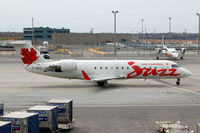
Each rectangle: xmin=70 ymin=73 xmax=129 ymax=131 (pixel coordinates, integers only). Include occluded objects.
xmin=97 ymin=80 xmax=107 ymax=86
xmin=176 ymin=78 xmax=181 ymax=85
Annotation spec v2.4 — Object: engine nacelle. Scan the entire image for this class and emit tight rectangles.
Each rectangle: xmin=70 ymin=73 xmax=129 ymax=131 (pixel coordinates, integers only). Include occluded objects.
xmin=181 ymin=48 xmax=186 ymax=54
xmin=161 ymin=50 xmax=166 ymax=54
xmin=43 ymin=60 xmax=77 ymax=72
xmin=59 ymin=60 xmax=77 ymax=71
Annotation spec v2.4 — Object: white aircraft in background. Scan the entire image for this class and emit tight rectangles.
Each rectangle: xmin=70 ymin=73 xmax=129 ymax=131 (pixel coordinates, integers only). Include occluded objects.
xmin=11 ymin=41 xmax=192 ymax=86
xmin=156 ymin=36 xmax=185 ymax=60
xmin=105 ymin=42 xmax=127 ymax=48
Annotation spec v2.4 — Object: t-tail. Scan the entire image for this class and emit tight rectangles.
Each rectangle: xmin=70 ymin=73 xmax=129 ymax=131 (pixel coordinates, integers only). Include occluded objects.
xmin=10 ymin=40 xmax=46 ymax=67
xmin=162 ymin=36 xmax=167 ymax=49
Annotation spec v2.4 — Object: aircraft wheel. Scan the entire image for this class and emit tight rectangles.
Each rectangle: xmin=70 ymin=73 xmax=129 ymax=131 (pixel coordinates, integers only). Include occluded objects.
xmin=180 ymin=57 xmax=183 ymax=59
xmin=176 ymin=81 xmax=180 ymax=85
xmin=97 ymin=81 xmax=107 ymax=86
xmin=176 ymin=78 xmax=181 ymax=86
xmin=156 ymin=57 xmax=159 ymax=60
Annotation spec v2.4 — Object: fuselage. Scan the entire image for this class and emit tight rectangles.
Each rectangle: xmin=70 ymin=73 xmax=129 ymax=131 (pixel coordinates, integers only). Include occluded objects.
xmin=26 ymin=60 xmax=192 ymax=81
xmin=160 ymin=46 xmax=179 ymax=58
xmin=165 ymin=48 xmax=179 ymax=58
xmin=158 ymin=37 xmax=180 ymax=59
xmin=10 ymin=40 xmax=191 ymax=86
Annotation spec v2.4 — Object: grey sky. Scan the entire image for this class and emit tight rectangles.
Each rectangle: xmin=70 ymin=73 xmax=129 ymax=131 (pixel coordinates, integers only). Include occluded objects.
xmin=0 ymin=0 xmax=200 ymax=33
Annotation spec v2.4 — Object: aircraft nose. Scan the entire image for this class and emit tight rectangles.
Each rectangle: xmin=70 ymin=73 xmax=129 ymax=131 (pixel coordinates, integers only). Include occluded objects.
xmin=184 ymin=69 xmax=192 ymax=77
xmin=174 ymin=53 xmax=179 ymax=58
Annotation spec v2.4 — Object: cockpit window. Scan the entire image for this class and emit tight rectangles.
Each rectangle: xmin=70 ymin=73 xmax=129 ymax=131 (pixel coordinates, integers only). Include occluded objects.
xmin=172 ymin=51 xmax=177 ymax=53
xmin=171 ymin=64 xmax=181 ymax=68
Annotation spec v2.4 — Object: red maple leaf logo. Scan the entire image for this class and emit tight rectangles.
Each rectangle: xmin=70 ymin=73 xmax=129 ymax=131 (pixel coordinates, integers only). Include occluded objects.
xmin=20 ymin=48 xmax=39 ymax=66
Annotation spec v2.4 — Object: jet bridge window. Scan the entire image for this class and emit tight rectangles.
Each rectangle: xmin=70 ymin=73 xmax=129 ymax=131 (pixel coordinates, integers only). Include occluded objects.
xmin=171 ymin=64 xmax=181 ymax=68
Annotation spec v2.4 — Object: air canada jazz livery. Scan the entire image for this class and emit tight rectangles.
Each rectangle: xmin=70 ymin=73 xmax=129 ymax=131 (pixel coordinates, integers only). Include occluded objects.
xmin=11 ymin=41 xmax=192 ymax=86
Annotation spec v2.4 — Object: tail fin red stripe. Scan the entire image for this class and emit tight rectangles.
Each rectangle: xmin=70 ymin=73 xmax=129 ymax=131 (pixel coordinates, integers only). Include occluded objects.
xmin=82 ymin=70 xmax=91 ymax=80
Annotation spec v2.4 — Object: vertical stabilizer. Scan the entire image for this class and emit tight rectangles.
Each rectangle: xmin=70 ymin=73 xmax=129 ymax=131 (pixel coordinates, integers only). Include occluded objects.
xmin=10 ymin=40 xmax=46 ymax=66
xmin=162 ymin=36 xmax=167 ymax=49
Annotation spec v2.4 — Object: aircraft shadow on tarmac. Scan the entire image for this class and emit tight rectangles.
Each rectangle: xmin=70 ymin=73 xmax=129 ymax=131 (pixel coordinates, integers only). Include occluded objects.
xmin=30 ymin=82 xmax=170 ymax=91
xmin=153 ymin=79 xmax=192 ymax=87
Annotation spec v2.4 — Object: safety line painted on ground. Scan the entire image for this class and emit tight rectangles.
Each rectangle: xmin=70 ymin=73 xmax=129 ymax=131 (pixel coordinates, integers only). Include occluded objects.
xmin=74 ymin=103 xmax=200 ymax=107
xmin=150 ymin=79 xmax=200 ymax=95
xmin=5 ymin=104 xmax=200 ymax=108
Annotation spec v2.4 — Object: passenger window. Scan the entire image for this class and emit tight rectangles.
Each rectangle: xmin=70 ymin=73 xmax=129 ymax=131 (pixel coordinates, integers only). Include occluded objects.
xmin=100 ymin=67 xmax=102 ymax=69
xmin=116 ymin=67 xmax=118 ymax=69
xmin=122 ymin=67 xmax=124 ymax=69
xmin=127 ymin=67 xmax=129 ymax=69
xmin=105 ymin=67 xmax=107 ymax=69
xmin=94 ymin=67 xmax=97 ymax=69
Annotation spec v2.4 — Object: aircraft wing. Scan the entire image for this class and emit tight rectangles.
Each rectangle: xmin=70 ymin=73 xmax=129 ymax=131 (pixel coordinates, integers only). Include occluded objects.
xmin=82 ymin=70 xmax=126 ymax=81
xmin=160 ymin=48 xmax=167 ymax=51
xmin=91 ymin=75 xmax=126 ymax=81
xmin=175 ymin=48 xmax=186 ymax=54
xmin=175 ymin=48 xmax=185 ymax=51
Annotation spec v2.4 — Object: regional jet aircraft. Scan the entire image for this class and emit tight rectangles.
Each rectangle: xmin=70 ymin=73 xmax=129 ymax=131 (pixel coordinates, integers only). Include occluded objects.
xmin=11 ymin=41 xmax=192 ymax=86
xmin=156 ymin=36 xmax=185 ymax=59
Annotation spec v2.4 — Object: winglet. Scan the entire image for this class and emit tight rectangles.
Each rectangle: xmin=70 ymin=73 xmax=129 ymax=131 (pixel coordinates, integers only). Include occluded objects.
xmin=82 ymin=70 xmax=91 ymax=80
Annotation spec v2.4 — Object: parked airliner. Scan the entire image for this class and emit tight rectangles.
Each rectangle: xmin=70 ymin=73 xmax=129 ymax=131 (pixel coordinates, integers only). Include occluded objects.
xmin=11 ymin=41 xmax=192 ymax=86
xmin=156 ymin=36 xmax=185 ymax=59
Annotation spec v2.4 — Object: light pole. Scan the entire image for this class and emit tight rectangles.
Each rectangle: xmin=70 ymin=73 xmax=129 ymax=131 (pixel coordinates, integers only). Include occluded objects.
xmin=169 ymin=17 xmax=173 ymax=33
xmin=32 ymin=17 xmax=34 ymax=46
xmin=141 ymin=19 xmax=144 ymax=33
xmin=168 ymin=17 xmax=173 ymax=44
xmin=112 ymin=10 xmax=119 ymax=55
xmin=197 ymin=13 xmax=200 ymax=54
xmin=141 ymin=19 xmax=144 ymax=43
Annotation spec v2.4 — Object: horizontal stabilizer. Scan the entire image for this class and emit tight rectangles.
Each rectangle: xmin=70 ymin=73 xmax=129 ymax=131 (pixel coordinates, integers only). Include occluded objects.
xmin=9 ymin=40 xmax=31 ymax=45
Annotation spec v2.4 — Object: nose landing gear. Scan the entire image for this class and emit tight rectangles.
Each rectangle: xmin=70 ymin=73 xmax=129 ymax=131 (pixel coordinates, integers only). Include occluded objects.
xmin=176 ymin=78 xmax=181 ymax=85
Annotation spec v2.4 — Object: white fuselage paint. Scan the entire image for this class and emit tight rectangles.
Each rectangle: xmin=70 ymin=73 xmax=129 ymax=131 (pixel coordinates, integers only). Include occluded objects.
xmin=10 ymin=40 xmax=191 ymax=84
xmin=25 ymin=60 xmax=192 ymax=81
xmin=161 ymin=48 xmax=179 ymax=58
xmin=157 ymin=36 xmax=180 ymax=59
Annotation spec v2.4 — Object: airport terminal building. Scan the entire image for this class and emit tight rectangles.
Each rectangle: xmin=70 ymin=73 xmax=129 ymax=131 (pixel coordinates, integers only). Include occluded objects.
xmin=23 ymin=27 xmax=132 ymax=45
xmin=23 ymin=27 xmax=70 ymax=40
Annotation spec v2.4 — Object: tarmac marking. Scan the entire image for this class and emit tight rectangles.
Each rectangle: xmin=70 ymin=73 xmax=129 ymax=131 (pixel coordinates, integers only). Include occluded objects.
xmin=75 ymin=104 xmax=200 ymax=107
xmin=5 ymin=103 xmax=200 ymax=108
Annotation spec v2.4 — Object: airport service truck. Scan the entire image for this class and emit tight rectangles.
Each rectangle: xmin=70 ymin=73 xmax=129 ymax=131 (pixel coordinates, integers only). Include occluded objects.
xmin=37 ymin=45 xmax=50 ymax=59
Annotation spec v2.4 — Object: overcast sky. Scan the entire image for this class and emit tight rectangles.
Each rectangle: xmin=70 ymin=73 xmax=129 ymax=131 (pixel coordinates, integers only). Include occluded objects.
xmin=0 ymin=0 xmax=200 ymax=33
